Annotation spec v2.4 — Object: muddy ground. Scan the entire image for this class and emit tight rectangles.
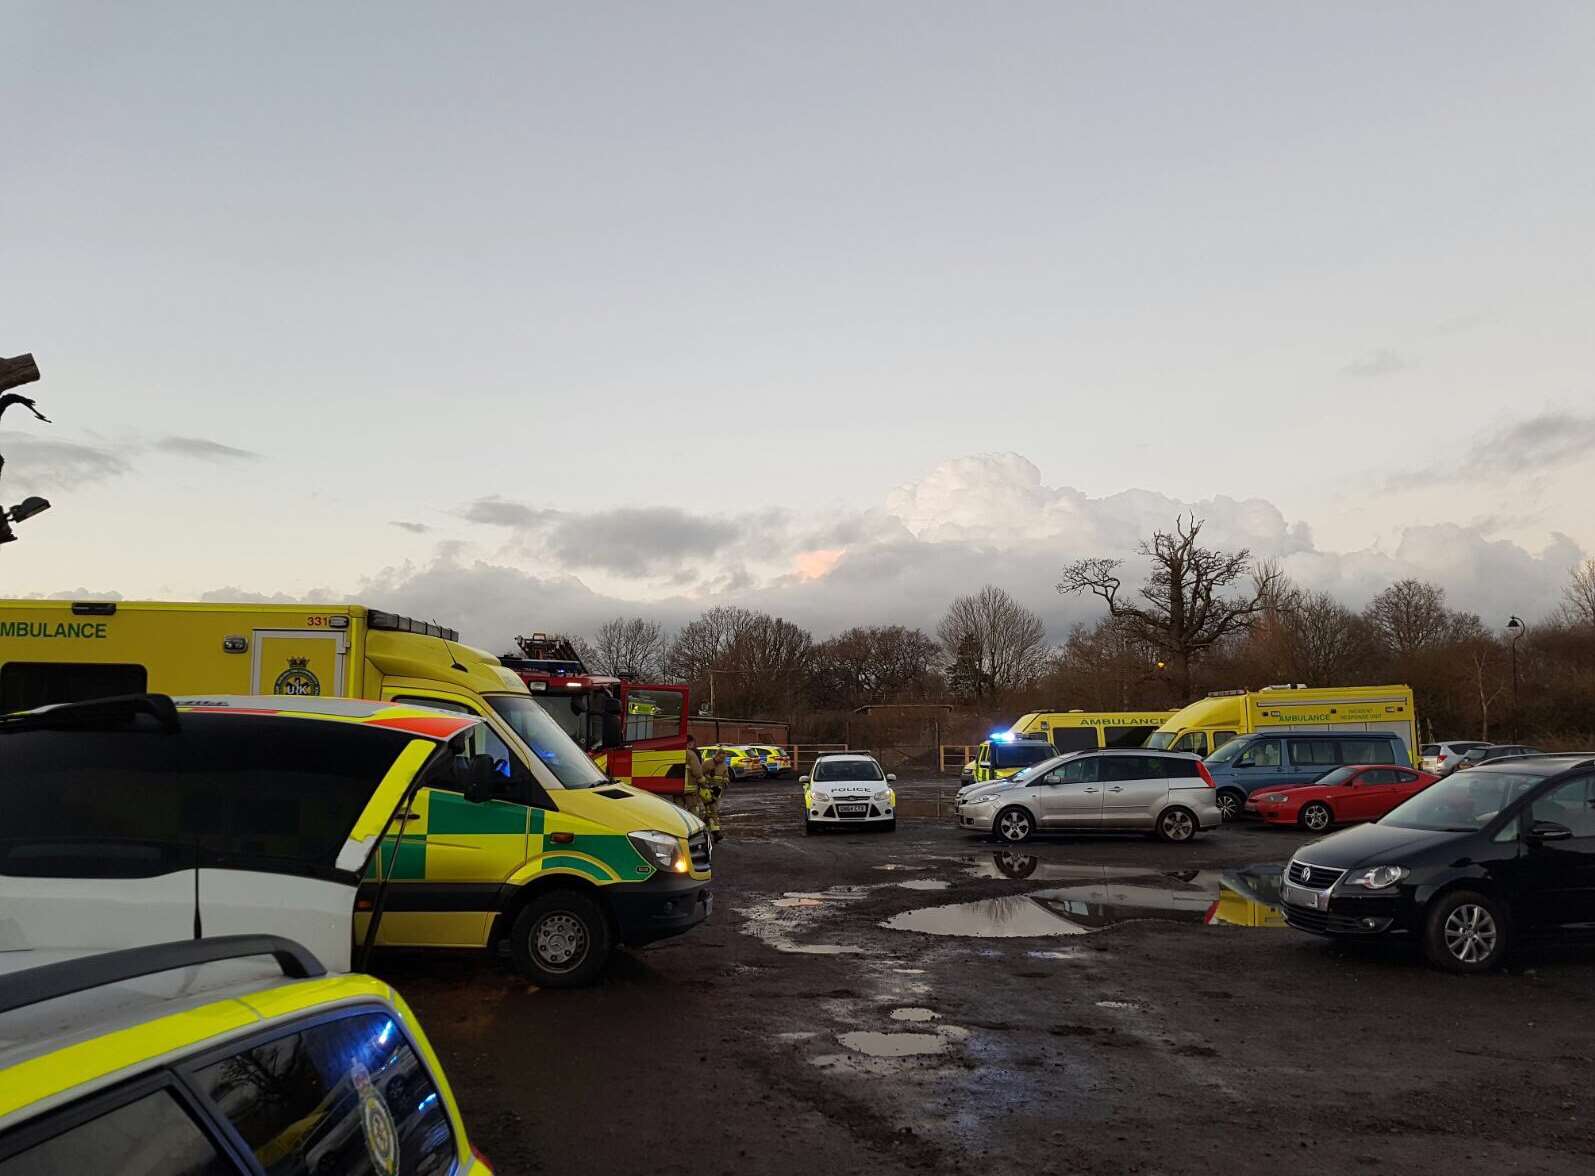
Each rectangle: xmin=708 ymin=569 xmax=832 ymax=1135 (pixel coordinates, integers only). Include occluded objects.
xmin=376 ymin=778 xmax=1595 ymax=1175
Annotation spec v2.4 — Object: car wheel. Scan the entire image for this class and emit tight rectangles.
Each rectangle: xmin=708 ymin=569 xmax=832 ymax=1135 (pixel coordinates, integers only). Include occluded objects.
xmin=510 ymin=889 xmax=612 ymax=988
xmin=994 ymin=806 xmax=1034 ymax=843
xmin=1298 ymin=802 xmax=1333 ymax=833
xmin=1156 ymin=806 xmax=1198 ymax=843
xmin=1423 ymin=889 xmax=1508 ymax=974
xmin=804 ymin=818 xmax=817 ymax=835
xmin=1216 ymin=789 xmax=1244 ymax=822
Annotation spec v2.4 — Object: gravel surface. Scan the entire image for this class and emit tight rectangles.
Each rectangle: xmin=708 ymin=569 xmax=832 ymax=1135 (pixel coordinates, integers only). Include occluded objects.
xmin=376 ymin=777 xmax=1595 ymax=1175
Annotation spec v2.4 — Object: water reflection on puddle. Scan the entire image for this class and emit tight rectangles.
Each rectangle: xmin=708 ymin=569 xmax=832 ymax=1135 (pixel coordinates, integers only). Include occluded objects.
xmin=896 ymin=879 xmax=951 ymax=891
xmin=883 ymin=864 xmax=1288 ymax=937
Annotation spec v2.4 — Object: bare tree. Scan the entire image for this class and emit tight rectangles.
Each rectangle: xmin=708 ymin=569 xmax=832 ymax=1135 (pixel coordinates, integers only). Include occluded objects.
xmin=665 ymin=606 xmax=811 ymax=715
xmin=1468 ymin=642 xmax=1506 ymax=740
xmin=809 ymin=625 xmax=941 ymax=707
xmin=1565 ymin=559 xmax=1595 ymax=627
xmin=1363 ymin=579 xmax=1477 ymax=656
xmin=1057 ymin=515 xmax=1276 ymax=700
xmin=586 ymin=616 xmax=666 ymax=678
xmin=937 ymin=586 xmax=1048 ymax=702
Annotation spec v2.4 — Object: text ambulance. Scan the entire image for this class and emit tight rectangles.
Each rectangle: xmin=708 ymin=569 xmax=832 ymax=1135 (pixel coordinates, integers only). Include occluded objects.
xmin=1146 ymin=684 xmax=1419 ymax=763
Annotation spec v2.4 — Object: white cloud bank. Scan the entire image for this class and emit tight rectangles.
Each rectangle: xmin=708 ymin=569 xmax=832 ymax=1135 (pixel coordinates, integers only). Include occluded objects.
xmin=351 ymin=452 xmax=1581 ymax=650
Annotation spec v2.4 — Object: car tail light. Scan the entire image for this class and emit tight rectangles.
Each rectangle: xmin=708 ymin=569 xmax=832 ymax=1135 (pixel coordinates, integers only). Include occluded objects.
xmin=1196 ymin=762 xmax=1216 ymax=788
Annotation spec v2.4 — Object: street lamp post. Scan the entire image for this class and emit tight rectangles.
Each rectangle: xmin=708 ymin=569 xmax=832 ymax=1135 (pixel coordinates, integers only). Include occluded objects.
xmin=1505 ymin=616 xmax=1525 ymax=739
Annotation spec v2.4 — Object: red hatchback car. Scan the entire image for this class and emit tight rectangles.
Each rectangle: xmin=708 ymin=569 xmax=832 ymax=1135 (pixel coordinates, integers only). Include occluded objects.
xmin=1248 ymin=764 xmax=1440 ymax=832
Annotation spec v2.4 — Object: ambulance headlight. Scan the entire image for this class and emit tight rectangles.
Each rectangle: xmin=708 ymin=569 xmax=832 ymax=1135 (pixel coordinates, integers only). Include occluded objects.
xmin=629 ymin=830 xmax=689 ymax=873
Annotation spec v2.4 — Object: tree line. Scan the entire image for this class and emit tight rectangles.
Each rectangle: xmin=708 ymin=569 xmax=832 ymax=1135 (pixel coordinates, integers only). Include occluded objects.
xmin=555 ymin=519 xmax=1595 ymax=745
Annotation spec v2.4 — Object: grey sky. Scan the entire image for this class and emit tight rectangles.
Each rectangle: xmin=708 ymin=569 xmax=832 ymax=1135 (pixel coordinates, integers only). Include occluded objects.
xmin=4 ymin=3 xmax=1592 ymax=646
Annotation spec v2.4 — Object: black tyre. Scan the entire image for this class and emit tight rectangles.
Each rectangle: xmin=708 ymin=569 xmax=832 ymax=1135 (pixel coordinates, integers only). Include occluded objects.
xmin=994 ymin=806 xmax=1034 ymax=843
xmin=1156 ymin=806 xmax=1198 ymax=843
xmin=1298 ymin=802 xmax=1333 ymax=833
xmin=804 ymin=818 xmax=817 ymax=835
xmin=1423 ymin=889 xmax=1508 ymax=974
xmin=1216 ymin=789 xmax=1245 ymax=822
xmin=509 ymin=889 xmax=612 ymax=988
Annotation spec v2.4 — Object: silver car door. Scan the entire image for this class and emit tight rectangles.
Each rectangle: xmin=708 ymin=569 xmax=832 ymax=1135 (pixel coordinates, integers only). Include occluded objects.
xmin=1035 ymin=756 xmax=1103 ymax=826
xmin=1099 ymin=755 xmax=1167 ymax=828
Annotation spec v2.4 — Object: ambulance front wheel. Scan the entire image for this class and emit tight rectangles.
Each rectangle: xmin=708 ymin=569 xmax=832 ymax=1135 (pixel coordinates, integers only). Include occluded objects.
xmin=510 ymin=889 xmax=612 ymax=988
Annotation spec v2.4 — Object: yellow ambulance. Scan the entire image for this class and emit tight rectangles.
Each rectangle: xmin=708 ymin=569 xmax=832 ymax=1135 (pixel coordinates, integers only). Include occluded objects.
xmin=0 ymin=600 xmax=713 ymax=987
xmin=1008 ymin=709 xmax=1180 ymax=753
xmin=1145 ymin=684 xmax=1419 ymax=762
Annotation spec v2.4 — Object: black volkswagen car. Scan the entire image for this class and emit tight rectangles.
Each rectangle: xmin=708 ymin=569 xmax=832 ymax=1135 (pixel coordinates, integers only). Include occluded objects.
xmin=1279 ymin=755 xmax=1595 ymax=972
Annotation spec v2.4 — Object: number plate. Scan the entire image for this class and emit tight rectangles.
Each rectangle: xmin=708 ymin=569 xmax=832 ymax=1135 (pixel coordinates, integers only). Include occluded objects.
xmin=1282 ymin=883 xmax=1324 ymax=910
xmin=837 ymin=804 xmax=869 ymax=815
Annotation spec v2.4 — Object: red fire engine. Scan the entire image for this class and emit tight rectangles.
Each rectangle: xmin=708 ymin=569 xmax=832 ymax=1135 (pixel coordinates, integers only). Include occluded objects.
xmin=501 ymin=633 xmax=690 ymax=798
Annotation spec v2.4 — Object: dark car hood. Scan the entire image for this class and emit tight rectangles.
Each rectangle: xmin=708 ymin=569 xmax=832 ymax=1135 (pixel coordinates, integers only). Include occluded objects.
xmin=1293 ymin=820 xmax=1458 ymax=868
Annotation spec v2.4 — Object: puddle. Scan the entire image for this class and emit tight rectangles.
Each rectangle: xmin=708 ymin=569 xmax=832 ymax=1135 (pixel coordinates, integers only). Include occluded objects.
xmin=884 ymin=866 xmax=1287 ymax=938
xmin=773 ymin=898 xmax=828 ymax=908
xmin=873 ymin=864 xmax=930 ymax=872
xmin=775 ymin=1031 xmax=818 ymax=1041
xmin=891 ymin=1007 xmax=940 ymax=1023
xmin=838 ymin=1031 xmax=949 ymax=1057
xmin=1026 ymin=950 xmax=1082 ymax=961
xmin=1095 ymin=1000 xmax=1141 ymax=1011
xmin=896 ymin=879 xmax=951 ymax=891
xmin=892 ymin=968 xmax=926 ymax=975
xmin=740 ymin=891 xmax=870 ymax=955
xmin=884 ymin=897 xmax=1094 ymax=938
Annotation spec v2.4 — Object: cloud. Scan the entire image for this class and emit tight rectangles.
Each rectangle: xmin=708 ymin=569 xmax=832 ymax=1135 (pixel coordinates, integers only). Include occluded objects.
xmin=0 ymin=433 xmax=131 ymax=491
xmin=390 ymin=520 xmax=431 ymax=534
xmin=1463 ymin=411 xmax=1595 ymax=470
xmin=1340 ymin=348 xmax=1411 ymax=379
xmin=461 ymin=496 xmax=550 ymax=528
xmin=153 ymin=435 xmax=261 ymax=462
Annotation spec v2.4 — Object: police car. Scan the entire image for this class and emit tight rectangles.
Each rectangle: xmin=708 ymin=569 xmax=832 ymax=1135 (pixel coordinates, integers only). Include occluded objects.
xmin=0 ymin=935 xmax=491 ymax=1173
xmin=801 ymin=752 xmax=897 ymax=833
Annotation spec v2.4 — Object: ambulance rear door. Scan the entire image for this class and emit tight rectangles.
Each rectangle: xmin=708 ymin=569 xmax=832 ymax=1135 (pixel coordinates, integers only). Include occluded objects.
xmin=253 ymin=628 xmax=349 ymax=698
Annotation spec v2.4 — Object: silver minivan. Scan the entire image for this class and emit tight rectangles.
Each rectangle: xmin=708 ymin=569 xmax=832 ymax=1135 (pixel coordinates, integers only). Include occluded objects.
xmin=953 ymin=749 xmax=1222 ymax=843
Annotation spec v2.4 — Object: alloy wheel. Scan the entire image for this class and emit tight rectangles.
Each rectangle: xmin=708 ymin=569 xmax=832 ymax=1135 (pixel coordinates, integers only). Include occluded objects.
xmin=1443 ymin=904 xmax=1498 ymax=965
xmin=998 ymin=810 xmax=1031 ymax=841
xmin=1217 ymin=792 xmax=1240 ymax=821
xmin=1161 ymin=810 xmax=1195 ymax=841
xmin=1302 ymin=804 xmax=1331 ymax=832
xmin=533 ymin=912 xmax=589 ymax=972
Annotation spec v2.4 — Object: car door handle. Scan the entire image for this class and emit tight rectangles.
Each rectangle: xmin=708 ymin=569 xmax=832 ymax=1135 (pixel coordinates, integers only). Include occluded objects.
xmin=1107 ymin=786 xmax=1124 ymax=793
xmin=1083 ymin=788 xmax=1099 ymax=794
xmin=397 ymin=811 xmax=422 ymax=822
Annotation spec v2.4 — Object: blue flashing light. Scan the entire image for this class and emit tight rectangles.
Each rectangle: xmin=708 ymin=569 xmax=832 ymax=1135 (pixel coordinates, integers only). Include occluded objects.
xmin=989 ymin=731 xmax=1012 ymax=742
xmin=376 ymin=1020 xmax=394 ymax=1047
xmin=417 ymin=1092 xmax=439 ymax=1114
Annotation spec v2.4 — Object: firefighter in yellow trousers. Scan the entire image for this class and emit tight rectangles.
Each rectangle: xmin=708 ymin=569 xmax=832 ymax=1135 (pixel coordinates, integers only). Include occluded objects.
xmin=702 ymin=748 xmax=729 ymax=842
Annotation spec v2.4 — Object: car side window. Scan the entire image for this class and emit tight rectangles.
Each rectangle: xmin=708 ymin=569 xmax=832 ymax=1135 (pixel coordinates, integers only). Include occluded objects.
xmin=1047 ymin=758 xmax=1100 ymax=785
xmin=1099 ymin=756 xmax=1156 ymax=782
xmin=1241 ymin=739 xmax=1282 ymax=768
xmin=1361 ymin=769 xmax=1397 ymax=786
xmin=1289 ymin=740 xmax=1337 ymax=767
xmin=1529 ymin=777 xmax=1595 ymax=839
xmin=1211 ymin=731 xmax=1238 ymax=752
xmin=192 ymin=1009 xmax=456 ymax=1176
xmin=1173 ymin=731 xmax=1208 ymax=755
xmin=0 ymin=1088 xmax=235 ymax=1175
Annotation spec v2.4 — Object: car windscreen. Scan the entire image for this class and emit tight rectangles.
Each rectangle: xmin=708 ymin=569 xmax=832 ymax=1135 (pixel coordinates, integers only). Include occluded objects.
xmin=814 ymin=760 xmax=885 ymax=783
xmin=993 ymin=741 xmax=1055 ymax=769
xmin=1381 ymin=768 xmax=1548 ymax=832
xmin=487 ymin=693 xmax=607 ymax=788
xmin=1205 ymin=737 xmax=1252 ymax=765
xmin=0 ymin=714 xmax=415 ymax=879
xmin=1145 ymin=731 xmax=1176 ymax=749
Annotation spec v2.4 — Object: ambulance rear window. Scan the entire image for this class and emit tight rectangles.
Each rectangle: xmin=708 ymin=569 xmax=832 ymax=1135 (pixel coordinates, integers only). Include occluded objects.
xmin=0 ymin=662 xmax=148 ymax=713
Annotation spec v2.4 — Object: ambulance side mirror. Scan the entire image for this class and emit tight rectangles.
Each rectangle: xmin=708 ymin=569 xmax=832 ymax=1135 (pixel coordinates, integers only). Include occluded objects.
xmin=460 ymin=754 xmax=499 ymax=804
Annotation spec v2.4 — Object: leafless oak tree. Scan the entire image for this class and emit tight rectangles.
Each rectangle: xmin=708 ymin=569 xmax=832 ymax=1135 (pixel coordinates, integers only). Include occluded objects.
xmin=586 ymin=616 xmax=666 ymax=678
xmin=1565 ymin=559 xmax=1595 ymax=627
xmin=1056 ymin=515 xmax=1276 ymax=700
xmin=937 ymin=585 xmax=1048 ymax=702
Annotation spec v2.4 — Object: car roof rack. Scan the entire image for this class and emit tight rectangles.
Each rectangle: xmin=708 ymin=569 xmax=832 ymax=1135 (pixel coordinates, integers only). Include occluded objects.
xmin=0 ymin=692 xmax=180 ymax=735
xmin=0 ymin=935 xmax=326 ymax=1017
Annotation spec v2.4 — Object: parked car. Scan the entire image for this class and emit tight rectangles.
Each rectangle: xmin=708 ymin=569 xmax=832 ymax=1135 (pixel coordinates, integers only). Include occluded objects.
xmin=1203 ymin=730 xmax=1409 ymax=821
xmin=1455 ymin=744 xmax=1541 ymax=770
xmin=960 ymin=757 xmax=976 ymax=786
xmin=701 ymin=744 xmax=766 ymax=781
xmin=744 ymin=743 xmax=793 ymax=778
xmin=1278 ymin=754 xmax=1595 ymax=971
xmin=954 ymin=749 xmax=1221 ymax=844
xmin=0 ymin=936 xmax=491 ymax=1173
xmin=1247 ymin=763 xmax=1440 ymax=831
xmin=1421 ymin=740 xmax=1492 ymax=775
xmin=801 ymin=753 xmax=897 ymax=833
